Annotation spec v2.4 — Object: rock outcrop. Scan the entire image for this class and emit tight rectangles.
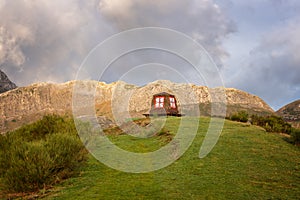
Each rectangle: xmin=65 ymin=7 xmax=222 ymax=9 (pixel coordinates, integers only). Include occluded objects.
xmin=0 ymin=80 xmax=274 ymax=133
xmin=276 ymin=100 xmax=300 ymax=128
xmin=0 ymin=70 xmax=17 ymax=93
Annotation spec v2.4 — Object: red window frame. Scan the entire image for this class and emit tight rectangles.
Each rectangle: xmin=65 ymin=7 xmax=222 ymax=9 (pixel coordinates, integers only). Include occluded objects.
xmin=169 ymin=97 xmax=176 ymax=108
xmin=155 ymin=96 xmax=164 ymax=108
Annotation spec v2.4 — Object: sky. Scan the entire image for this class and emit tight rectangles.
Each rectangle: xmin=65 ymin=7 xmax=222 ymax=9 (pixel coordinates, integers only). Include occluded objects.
xmin=0 ymin=0 xmax=299 ymax=110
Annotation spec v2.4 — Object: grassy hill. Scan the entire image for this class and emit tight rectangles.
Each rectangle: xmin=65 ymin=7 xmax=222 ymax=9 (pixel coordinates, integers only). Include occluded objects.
xmin=39 ymin=117 xmax=300 ymax=200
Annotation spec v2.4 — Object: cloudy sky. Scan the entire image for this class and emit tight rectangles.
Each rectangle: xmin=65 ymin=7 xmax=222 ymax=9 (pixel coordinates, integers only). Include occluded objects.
xmin=0 ymin=0 xmax=299 ymax=110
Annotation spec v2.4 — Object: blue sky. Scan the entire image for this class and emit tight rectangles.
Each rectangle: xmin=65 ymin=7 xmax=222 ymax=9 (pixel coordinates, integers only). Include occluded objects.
xmin=220 ymin=0 xmax=300 ymax=110
xmin=0 ymin=0 xmax=299 ymax=110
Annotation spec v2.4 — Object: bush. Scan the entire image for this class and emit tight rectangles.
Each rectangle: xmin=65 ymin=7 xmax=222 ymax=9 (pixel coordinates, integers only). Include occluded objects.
xmin=0 ymin=115 xmax=87 ymax=193
xmin=11 ymin=115 xmax=77 ymax=141
xmin=45 ymin=133 xmax=87 ymax=177
xmin=230 ymin=111 xmax=249 ymax=123
xmin=291 ymin=128 xmax=300 ymax=145
xmin=251 ymin=115 xmax=292 ymax=134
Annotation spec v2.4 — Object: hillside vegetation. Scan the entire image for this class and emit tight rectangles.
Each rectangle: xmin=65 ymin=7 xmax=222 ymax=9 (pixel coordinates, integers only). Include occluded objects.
xmin=0 ymin=115 xmax=88 ymax=198
xmin=229 ymin=111 xmax=300 ymax=144
xmin=48 ymin=117 xmax=299 ymax=199
xmin=1 ymin=116 xmax=299 ymax=199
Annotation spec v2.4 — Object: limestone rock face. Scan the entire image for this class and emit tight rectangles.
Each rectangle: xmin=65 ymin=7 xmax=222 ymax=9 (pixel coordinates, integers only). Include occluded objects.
xmin=0 ymin=80 xmax=274 ymax=133
xmin=0 ymin=70 xmax=17 ymax=93
xmin=224 ymin=88 xmax=274 ymax=113
xmin=0 ymin=82 xmax=73 ymax=132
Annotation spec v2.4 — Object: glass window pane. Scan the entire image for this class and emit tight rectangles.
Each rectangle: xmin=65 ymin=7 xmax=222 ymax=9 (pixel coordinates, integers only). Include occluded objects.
xmin=171 ymin=102 xmax=176 ymax=108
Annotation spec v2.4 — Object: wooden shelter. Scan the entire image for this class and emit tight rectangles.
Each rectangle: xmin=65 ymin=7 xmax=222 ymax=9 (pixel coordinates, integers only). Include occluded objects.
xmin=144 ymin=92 xmax=182 ymax=117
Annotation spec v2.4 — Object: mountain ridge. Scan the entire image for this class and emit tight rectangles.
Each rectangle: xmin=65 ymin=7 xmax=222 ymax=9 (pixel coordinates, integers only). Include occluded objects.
xmin=276 ymin=99 xmax=300 ymax=128
xmin=0 ymin=80 xmax=274 ymax=133
xmin=0 ymin=69 xmax=17 ymax=93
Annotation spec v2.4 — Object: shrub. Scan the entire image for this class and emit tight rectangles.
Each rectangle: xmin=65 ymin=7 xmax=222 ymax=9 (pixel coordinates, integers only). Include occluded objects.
xmin=251 ymin=115 xmax=292 ymax=134
xmin=0 ymin=115 xmax=87 ymax=193
xmin=45 ymin=133 xmax=87 ymax=177
xmin=230 ymin=111 xmax=249 ymax=123
xmin=1 ymin=140 xmax=53 ymax=192
xmin=291 ymin=128 xmax=300 ymax=145
xmin=11 ymin=115 xmax=77 ymax=141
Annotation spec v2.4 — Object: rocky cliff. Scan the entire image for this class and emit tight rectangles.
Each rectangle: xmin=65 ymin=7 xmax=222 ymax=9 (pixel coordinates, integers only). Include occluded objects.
xmin=0 ymin=70 xmax=17 ymax=93
xmin=0 ymin=80 xmax=274 ymax=133
xmin=276 ymin=100 xmax=300 ymax=128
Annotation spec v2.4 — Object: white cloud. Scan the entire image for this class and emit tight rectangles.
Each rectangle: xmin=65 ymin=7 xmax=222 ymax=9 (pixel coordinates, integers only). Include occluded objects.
xmin=0 ymin=26 xmax=26 ymax=66
xmin=225 ymin=17 xmax=300 ymax=109
xmin=0 ymin=0 xmax=110 ymax=85
xmin=98 ymin=0 xmax=236 ymax=67
xmin=0 ymin=0 xmax=4 ymax=9
xmin=0 ymin=0 xmax=235 ymax=86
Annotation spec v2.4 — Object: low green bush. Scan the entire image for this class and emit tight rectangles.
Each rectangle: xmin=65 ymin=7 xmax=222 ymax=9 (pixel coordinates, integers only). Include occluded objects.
xmin=291 ymin=128 xmax=300 ymax=145
xmin=0 ymin=115 xmax=88 ymax=193
xmin=251 ymin=115 xmax=292 ymax=134
xmin=230 ymin=111 xmax=249 ymax=123
xmin=11 ymin=115 xmax=77 ymax=141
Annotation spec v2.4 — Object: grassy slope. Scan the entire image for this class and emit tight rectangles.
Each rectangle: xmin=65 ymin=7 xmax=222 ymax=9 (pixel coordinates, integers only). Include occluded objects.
xmin=47 ymin=118 xmax=300 ymax=200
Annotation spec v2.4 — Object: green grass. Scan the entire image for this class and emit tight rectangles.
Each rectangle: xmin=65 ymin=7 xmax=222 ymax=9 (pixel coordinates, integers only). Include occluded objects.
xmin=44 ymin=117 xmax=300 ymax=200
